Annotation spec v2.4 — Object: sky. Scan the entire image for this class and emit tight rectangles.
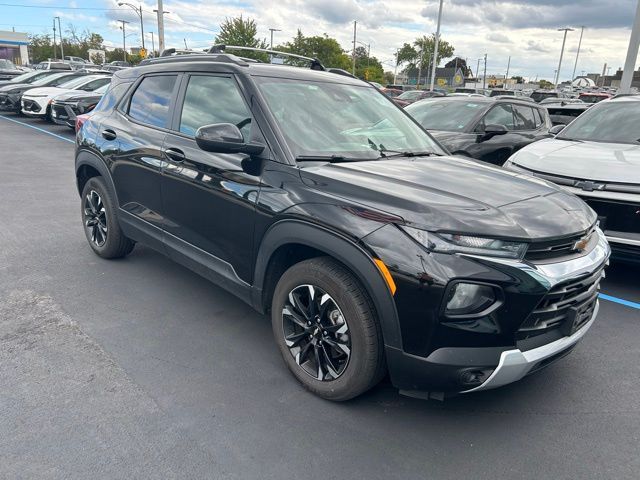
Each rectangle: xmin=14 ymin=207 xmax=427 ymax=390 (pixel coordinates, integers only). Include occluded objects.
xmin=1 ymin=0 xmax=639 ymax=81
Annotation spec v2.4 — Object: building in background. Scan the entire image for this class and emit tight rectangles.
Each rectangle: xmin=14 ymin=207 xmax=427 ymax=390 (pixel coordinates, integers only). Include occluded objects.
xmin=0 ymin=31 xmax=29 ymax=65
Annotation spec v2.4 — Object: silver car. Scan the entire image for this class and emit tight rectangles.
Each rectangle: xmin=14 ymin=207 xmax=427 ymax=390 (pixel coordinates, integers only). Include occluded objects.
xmin=503 ymin=96 xmax=640 ymax=262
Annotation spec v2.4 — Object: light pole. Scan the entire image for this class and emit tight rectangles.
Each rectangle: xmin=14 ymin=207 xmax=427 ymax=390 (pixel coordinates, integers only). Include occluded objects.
xmin=352 ymin=20 xmax=357 ymax=75
xmin=554 ymin=27 xmax=574 ymax=88
xmin=620 ymin=0 xmax=640 ymax=94
xmin=429 ymin=0 xmax=444 ymax=91
xmin=394 ymin=47 xmax=400 ymax=84
xmin=118 ymin=3 xmax=145 ymax=50
xmin=483 ymin=53 xmax=487 ymax=89
xmin=268 ymin=28 xmax=281 ymax=49
xmin=55 ymin=16 xmax=64 ymax=59
xmin=52 ymin=18 xmax=57 ymax=60
xmin=571 ymin=26 xmax=584 ymax=82
xmin=118 ymin=19 xmax=130 ymax=62
xmin=150 ymin=31 xmax=155 ymax=56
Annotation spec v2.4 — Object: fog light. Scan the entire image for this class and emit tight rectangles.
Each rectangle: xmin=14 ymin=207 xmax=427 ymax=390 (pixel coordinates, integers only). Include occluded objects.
xmin=459 ymin=368 xmax=494 ymax=387
xmin=445 ymin=282 xmax=496 ymax=316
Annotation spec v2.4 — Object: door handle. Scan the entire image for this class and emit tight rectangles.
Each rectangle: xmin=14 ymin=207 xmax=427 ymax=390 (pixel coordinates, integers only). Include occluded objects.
xmin=164 ymin=147 xmax=185 ymax=162
xmin=101 ymin=129 xmax=117 ymax=140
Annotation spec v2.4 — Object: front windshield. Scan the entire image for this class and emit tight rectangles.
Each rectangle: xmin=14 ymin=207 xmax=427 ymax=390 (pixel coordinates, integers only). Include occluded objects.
xmin=398 ymin=90 xmax=421 ymax=100
xmin=255 ymin=77 xmax=444 ymax=160
xmin=0 ymin=59 xmax=15 ymax=69
xmin=579 ymin=94 xmax=608 ymax=104
xmin=8 ymin=71 xmax=41 ymax=83
xmin=31 ymin=72 xmax=68 ymax=86
xmin=57 ymin=76 xmax=91 ymax=89
xmin=405 ymin=99 xmax=486 ymax=131
xmin=557 ymin=101 xmax=640 ymax=144
xmin=531 ymin=91 xmax=557 ymax=102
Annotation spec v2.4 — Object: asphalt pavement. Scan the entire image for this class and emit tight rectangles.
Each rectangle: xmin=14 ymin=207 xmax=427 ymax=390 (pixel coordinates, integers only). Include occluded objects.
xmin=1 ymin=113 xmax=639 ymax=480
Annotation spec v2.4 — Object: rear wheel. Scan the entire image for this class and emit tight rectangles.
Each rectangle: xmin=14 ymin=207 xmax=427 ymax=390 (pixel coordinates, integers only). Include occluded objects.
xmin=81 ymin=176 xmax=134 ymax=259
xmin=271 ymin=257 xmax=385 ymax=401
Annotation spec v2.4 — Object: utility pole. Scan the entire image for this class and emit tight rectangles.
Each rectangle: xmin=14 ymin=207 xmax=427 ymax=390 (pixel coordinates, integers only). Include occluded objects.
xmin=352 ymin=21 xmax=357 ymax=75
xmin=56 ymin=16 xmax=64 ymax=59
xmin=483 ymin=53 xmax=487 ymax=89
xmin=620 ymin=0 xmax=640 ymax=94
xmin=476 ymin=58 xmax=480 ymax=81
xmin=571 ymin=26 xmax=584 ymax=81
xmin=393 ymin=47 xmax=399 ymax=84
xmin=429 ymin=0 xmax=444 ymax=91
xmin=155 ymin=0 xmax=166 ymax=53
xmin=417 ymin=49 xmax=423 ymax=86
xmin=150 ymin=31 xmax=155 ymax=56
xmin=52 ymin=18 xmax=57 ymax=60
xmin=118 ymin=20 xmax=130 ymax=62
xmin=268 ymin=28 xmax=281 ymax=49
xmin=555 ymin=27 xmax=574 ymax=88
xmin=505 ymin=55 xmax=511 ymax=84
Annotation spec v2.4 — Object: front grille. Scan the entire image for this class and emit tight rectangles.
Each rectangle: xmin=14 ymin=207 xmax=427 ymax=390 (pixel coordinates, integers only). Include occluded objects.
xmin=52 ymin=103 xmax=70 ymax=120
xmin=581 ymin=198 xmax=640 ymax=235
xmin=525 ymin=226 xmax=596 ymax=261
xmin=517 ymin=264 xmax=605 ymax=341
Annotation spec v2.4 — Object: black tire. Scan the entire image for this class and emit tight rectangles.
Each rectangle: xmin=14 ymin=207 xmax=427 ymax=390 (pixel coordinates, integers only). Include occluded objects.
xmin=271 ymin=257 xmax=385 ymax=401
xmin=80 ymin=176 xmax=135 ymax=259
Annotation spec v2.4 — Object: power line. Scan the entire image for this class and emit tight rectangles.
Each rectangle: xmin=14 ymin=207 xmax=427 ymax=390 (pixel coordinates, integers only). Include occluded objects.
xmin=0 ymin=3 xmax=121 ymax=10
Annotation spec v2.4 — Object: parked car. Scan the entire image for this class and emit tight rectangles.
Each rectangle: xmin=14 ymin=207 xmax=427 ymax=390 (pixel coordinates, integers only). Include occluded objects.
xmin=454 ymin=87 xmax=483 ymax=94
xmin=0 ymin=69 xmax=58 ymax=88
xmin=539 ymin=97 xmax=584 ymax=105
xmin=0 ymin=59 xmax=23 ymax=81
xmin=488 ymin=89 xmax=516 ymax=97
xmin=504 ymin=96 xmax=639 ymax=262
xmin=21 ymin=74 xmax=111 ymax=120
xmin=0 ymin=71 xmax=86 ymax=113
xmin=380 ymin=87 xmax=403 ymax=98
xmin=385 ymin=84 xmax=415 ymax=92
xmin=530 ymin=90 xmax=569 ymax=103
xmin=63 ymin=56 xmax=93 ymax=70
xmin=543 ymin=101 xmax=591 ymax=126
xmin=396 ymin=89 xmax=445 ymax=105
xmin=51 ymin=83 xmax=110 ymax=128
xmin=33 ymin=61 xmax=73 ymax=71
xmin=74 ymin=52 xmax=609 ymax=400
xmin=578 ymin=92 xmax=612 ymax=104
xmin=406 ymin=96 xmax=551 ymax=164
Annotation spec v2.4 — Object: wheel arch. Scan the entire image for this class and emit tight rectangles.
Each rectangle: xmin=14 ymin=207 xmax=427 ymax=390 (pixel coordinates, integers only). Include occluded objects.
xmin=252 ymin=220 xmax=402 ymax=349
xmin=75 ymin=149 xmax=116 ymax=201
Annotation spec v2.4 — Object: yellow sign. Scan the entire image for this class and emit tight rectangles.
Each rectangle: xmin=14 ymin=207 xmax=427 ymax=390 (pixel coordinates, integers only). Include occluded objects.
xmin=139 ymin=48 xmax=147 ymax=58
xmin=437 ymin=78 xmax=446 ymax=86
xmin=454 ymin=74 xmax=462 ymax=84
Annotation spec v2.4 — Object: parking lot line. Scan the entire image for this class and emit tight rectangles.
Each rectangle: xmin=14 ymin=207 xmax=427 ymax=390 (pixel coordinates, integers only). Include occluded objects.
xmin=0 ymin=114 xmax=74 ymax=144
xmin=599 ymin=293 xmax=640 ymax=310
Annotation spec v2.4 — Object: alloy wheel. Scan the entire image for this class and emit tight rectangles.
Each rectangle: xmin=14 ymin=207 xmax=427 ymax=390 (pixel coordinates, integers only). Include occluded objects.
xmin=83 ymin=190 xmax=107 ymax=247
xmin=282 ymin=284 xmax=351 ymax=381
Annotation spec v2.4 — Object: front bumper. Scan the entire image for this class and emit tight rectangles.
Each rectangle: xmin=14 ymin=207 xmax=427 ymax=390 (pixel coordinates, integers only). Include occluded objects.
xmin=0 ymin=93 xmax=21 ymax=112
xmin=21 ymin=97 xmax=47 ymax=116
xmin=51 ymin=102 xmax=77 ymax=128
xmin=367 ymin=225 xmax=610 ymax=395
xmin=462 ymin=301 xmax=598 ymax=392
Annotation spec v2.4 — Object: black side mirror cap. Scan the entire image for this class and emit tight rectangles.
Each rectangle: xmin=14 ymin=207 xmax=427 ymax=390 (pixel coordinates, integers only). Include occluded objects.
xmin=480 ymin=124 xmax=508 ymax=140
xmin=195 ymin=123 xmax=265 ymax=155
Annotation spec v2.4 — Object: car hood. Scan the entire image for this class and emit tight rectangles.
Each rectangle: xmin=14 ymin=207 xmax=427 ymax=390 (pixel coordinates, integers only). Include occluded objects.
xmin=22 ymin=87 xmax=70 ymax=98
xmin=0 ymin=82 xmax=33 ymax=93
xmin=300 ymin=155 xmax=595 ymax=240
xmin=509 ymin=138 xmax=640 ymax=183
xmin=428 ymin=130 xmax=473 ymax=151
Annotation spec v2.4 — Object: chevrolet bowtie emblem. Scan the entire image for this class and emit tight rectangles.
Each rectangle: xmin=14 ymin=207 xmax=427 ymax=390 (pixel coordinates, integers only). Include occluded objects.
xmin=575 ymin=180 xmax=605 ymax=192
xmin=572 ymin=234 xmax=591 ymax=252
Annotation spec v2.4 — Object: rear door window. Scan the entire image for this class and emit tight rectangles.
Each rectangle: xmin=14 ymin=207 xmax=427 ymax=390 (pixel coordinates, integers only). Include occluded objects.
xmin=128 ymin=75 xmax=177 ymax=128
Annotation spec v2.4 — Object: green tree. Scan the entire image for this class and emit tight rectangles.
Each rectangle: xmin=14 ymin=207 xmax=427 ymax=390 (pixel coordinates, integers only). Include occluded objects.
xmin=396 ymin=34 xmax=455 ymax=71
xmin=352 ymin=46 xmax=385 ymax=82
xmin=277 ymin=30 xmax=351 ymax=69
xmin=214 ymin=15 xmax=269 ymax=61
xmin=511 ymin=75 xmax=524 ymax=84
xmin=444 ymin=57 xmax=471 ymax=76
xmin=539 ymin=79 xmax=554 ymax=89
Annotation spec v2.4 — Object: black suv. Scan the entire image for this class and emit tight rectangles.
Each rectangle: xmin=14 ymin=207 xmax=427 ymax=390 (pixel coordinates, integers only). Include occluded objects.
xmin=75 ymin=49 xmax=610 ymax=401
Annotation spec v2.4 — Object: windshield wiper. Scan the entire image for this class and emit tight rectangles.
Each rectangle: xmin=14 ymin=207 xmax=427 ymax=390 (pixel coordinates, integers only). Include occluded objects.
xmin=296 ymin=155 xmax=356 ymax=163
xmin=368 ymin=139 xmax=439 ymax=159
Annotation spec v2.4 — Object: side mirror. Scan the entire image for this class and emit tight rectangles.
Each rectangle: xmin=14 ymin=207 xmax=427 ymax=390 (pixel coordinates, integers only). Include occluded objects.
xmin=195 ymin=123 xmax=265 ymax=155
xmin=549 ymin=124 xmax=565 ymax=135
xmin=481 ymin=124 xmax=508 ymax=140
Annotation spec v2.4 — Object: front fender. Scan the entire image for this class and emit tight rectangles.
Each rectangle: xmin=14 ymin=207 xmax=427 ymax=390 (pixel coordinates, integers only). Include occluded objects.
xmin=252 ymin=219 xmax=403 ymax=349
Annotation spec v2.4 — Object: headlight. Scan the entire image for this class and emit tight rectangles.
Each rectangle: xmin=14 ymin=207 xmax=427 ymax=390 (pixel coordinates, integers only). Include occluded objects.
xmin=401 ymin=226 xmax=528 ymax=259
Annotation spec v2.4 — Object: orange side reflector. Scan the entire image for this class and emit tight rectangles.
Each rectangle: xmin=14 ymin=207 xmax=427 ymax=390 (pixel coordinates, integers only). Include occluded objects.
xmin=373 ymin=258 xmax=397 ymax=296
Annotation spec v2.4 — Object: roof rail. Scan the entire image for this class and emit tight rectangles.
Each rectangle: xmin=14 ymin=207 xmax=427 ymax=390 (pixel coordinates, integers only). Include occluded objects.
xmin=207 ymin=44 xmax=325 ymax=70
xmin=140 ymin=53 xmax=251 ymax=67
